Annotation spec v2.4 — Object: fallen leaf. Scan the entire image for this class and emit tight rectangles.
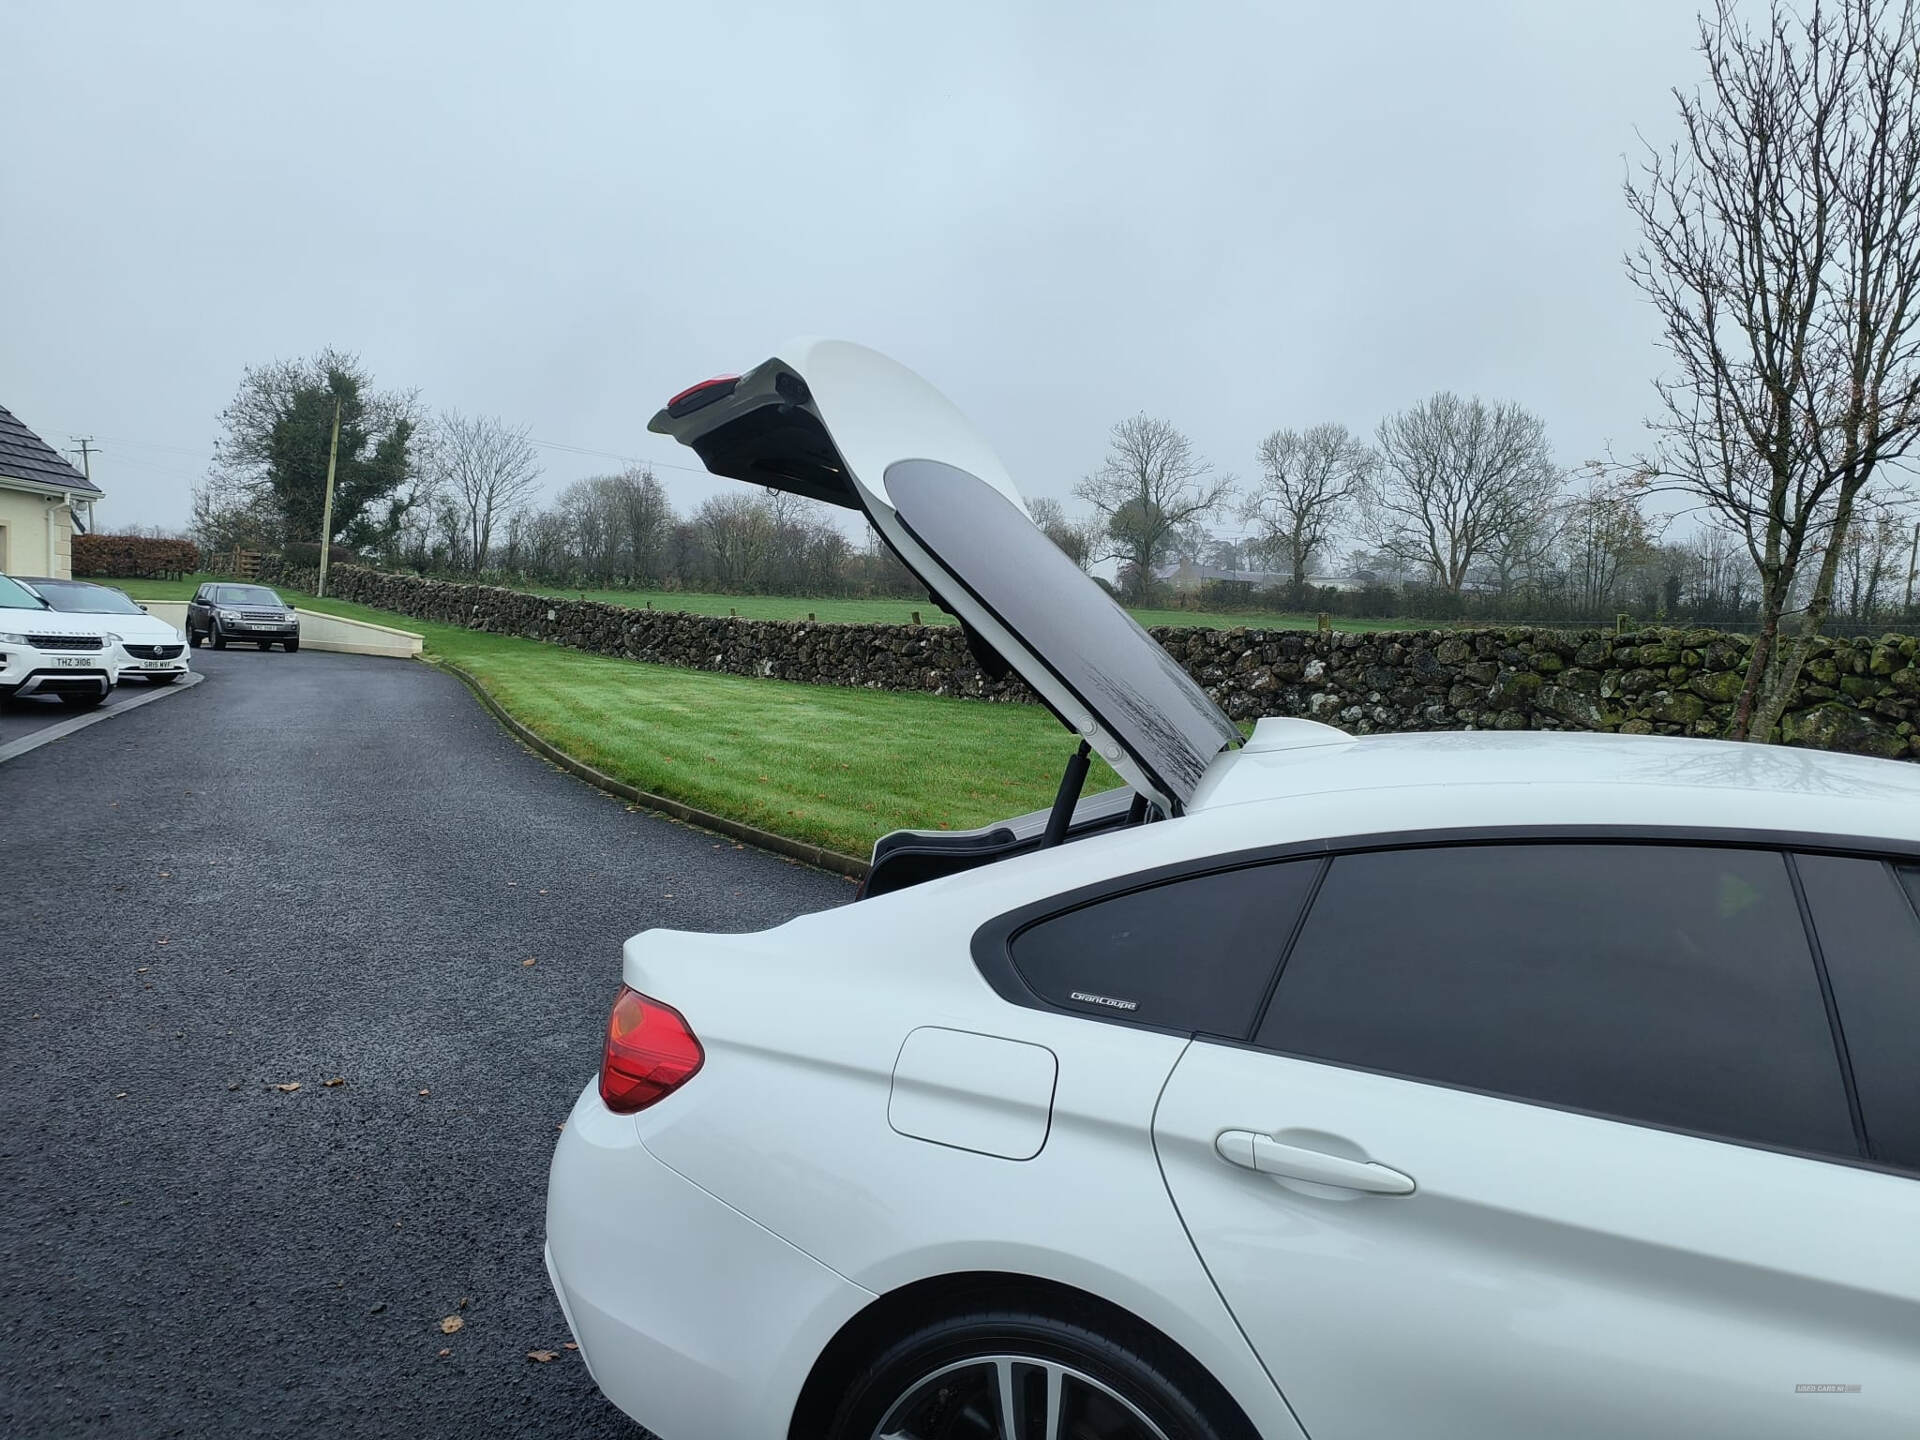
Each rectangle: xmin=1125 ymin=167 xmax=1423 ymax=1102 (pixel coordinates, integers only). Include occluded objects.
xmin=368 ymin=1302 xmax=387 ymax=1314
xmin=272 ymin=1082 xmax=301 ymax=1093
xmin=156 ymin=938 xmax=169 ymax=946
xmin=437 ymin=1348 xmax=450 ymax=1358
xmin=537 ymin=888 xmax=548 ymax=895
xmin=226 ymin=1082 xmax=241 ymax=1092
xmin=323 ymin=1077 xmax=346 ymax=1087
xmin=114 ymin=1092 xmax=128 ymax=1099
xmin=457 ymin=1297 xmax=470 ymax=1309
xmin=527 ymin=1350 xmax=558 ymax=1363
xmin=417 ymin=1089 xmax=430 ymax=1097
xmin=555 ymin=1121 xmax=565 ymax=1131
xmin=521 ymin=958 xmax=536 ymax=968
xmin=136 ymin=966 xmax=149 ymax=973
xmin=562 ymin=1342 xmax=578 ymax=1351
xmin=440 ymin=1315 xmax=463 ymax=1334
xmin=159 ymin=871 xmax=171 ymax=878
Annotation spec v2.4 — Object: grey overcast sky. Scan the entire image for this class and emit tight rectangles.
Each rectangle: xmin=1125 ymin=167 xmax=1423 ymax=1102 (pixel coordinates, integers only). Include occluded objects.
xmin=1 ymin=0 xmax=1702 ymax=537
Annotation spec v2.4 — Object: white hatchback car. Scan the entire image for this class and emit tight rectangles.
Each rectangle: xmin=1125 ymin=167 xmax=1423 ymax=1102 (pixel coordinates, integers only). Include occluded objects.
xmin=544 ymin=342 xmax=1920 ymax=1440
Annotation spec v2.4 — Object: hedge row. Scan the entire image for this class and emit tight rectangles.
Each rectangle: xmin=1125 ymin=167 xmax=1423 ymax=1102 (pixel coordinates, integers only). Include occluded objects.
xmin=72 ymin=534 xmax=201 ymax=578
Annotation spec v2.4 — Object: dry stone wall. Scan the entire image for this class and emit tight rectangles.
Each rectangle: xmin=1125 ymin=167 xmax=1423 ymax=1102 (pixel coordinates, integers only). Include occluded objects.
xmin=272 ymin=563 xmax=1920 ymax=761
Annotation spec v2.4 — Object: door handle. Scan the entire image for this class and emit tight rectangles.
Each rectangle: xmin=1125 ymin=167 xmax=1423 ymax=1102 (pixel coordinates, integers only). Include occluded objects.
xmin=1215 ymin=1130 xmax=1415 ymax=1195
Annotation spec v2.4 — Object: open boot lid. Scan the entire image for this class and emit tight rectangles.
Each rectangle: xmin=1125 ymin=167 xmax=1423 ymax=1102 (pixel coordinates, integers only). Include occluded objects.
xmin=649 ymin=339 xmax=1239 ymax=814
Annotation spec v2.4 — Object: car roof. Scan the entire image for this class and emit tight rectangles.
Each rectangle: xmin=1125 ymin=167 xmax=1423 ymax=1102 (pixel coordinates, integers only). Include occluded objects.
xmin=1185 ymin=719 xmax=1920 ymax=847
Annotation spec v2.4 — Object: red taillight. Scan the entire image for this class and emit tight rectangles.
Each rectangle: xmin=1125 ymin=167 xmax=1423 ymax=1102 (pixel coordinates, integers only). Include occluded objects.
xmin=664 ymin=374 xmax=741 ymax=418
xmin=598 ymin=986 xmax=704 ymax=1113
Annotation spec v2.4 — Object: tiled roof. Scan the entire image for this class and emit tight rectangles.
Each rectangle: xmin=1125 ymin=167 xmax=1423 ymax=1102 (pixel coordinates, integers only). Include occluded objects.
xmin=0 ymin=403 xmax=98 ymax=494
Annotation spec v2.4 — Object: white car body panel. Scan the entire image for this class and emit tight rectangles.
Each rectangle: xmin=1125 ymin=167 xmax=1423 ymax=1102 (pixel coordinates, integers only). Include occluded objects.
xmin=887 ymin=1025 xmax=1058 ymax=1160
xmin=1156 ymin=1042 xmax=1920 ymax=1440
xmin=616 ymin=901 xmax=1309 ymax=1440
xmin=545 ymin=1081 xmax=876 ymax=1440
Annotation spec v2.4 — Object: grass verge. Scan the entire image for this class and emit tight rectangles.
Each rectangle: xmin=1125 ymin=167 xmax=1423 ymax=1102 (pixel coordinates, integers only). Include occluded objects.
xmin=107 ymin=575 xmax=1119 ymax=857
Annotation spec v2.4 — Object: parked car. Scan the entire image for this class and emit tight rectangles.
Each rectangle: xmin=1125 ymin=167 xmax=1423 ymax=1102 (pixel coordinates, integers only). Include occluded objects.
xmin=544 ymin=342 xmax=1920 ymax=1440
xmin=18 ymin=577 xmax=190 ymax=685
xmin=185 ymin=583 xmax=299 ymax=651
xmin=0 ymin=570 xmax=119 ymax=707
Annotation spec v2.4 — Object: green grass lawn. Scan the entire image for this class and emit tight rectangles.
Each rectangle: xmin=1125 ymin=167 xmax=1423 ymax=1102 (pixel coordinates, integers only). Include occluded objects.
xmin=107 ymin=573 xmax=1118 ymax=857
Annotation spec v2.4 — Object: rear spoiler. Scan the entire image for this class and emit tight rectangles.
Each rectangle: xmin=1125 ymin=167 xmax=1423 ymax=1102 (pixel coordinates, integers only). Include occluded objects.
xmin=648 ymin=361 xmax=858 ymax=511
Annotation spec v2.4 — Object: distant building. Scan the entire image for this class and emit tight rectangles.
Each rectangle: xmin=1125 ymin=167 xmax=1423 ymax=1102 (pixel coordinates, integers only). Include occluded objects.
xmin=1158 ymin=558 xmax=1369 ymax=594
xmin=0 ymin=404 xmax=100 ymax=579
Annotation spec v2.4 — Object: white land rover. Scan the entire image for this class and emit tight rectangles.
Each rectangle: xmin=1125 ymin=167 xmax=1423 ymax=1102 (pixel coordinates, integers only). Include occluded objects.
xmin=0 ymin=570 xmax=120 ymax=707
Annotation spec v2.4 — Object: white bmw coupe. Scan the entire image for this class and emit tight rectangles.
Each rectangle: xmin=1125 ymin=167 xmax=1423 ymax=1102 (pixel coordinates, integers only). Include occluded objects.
xmin=544 ymin=341 xmax=1920 ymax=1440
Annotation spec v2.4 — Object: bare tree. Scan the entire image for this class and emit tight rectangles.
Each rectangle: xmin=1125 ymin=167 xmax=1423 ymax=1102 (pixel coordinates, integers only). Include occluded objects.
xmin=612 ymin=468 xmax=672 ymax=583
xmin=1026 ymin=496 xmax=1096 ymax=571
xmin=1075 ymin=415 xmax=1233 ymax=601
xmin=432 ymin=410 xmax=542 ymax=572
xmin=693 ymin=493 xmax=773 ymax=589
xmin=1241 ymin=423 xmax=1372 ymax=600
xmin=1365 ymin=393 xmax=1561 ymax=594
xmin=1835 ymin=500 xmax=1914 ymax=620
xmin=1625 ymin=0 xmax=1920 ymax=738
xmin=1560 ymin=478 xmax=1661 ymax=614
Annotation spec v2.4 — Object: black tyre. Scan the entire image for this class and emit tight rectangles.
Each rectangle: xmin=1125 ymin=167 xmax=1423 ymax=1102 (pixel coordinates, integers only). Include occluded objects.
xmin=256 ymin=639 xmax=272 ymax=650
xmin=187 ymin=625 xmax=203 ymax=649
xmin=146 ymin=672 xmax=182 ymax=685
xmin=284 ymin=638 xmax=299 ymax=653
xmin=826 ymin=1307 xmax=1247 ymax=1440
xmin=210 ymin=622 xmax=227 ymax=651
xmin=58 ymin=690 xmax=107 ymax=709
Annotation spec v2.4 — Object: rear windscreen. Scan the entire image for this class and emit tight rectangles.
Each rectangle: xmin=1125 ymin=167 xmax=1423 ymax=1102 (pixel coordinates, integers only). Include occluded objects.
xmin=884 ymin=459 xmax=1239 ymax=805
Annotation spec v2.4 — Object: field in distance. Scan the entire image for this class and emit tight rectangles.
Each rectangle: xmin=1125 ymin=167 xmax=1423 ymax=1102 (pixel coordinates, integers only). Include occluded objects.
xmin=522 ymin=584 xmax=1413 ymax=633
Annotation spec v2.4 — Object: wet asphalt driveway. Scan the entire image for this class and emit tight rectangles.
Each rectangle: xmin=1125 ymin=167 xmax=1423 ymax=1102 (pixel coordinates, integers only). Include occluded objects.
xmin=0 ymin=646 xmax=851 ymax=1438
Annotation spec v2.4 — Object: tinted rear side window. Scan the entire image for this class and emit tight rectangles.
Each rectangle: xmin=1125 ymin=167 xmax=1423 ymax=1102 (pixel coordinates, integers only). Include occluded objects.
xmin=1797 ymin=855 xmax=1920 ymax=1171
xmin=1258 ymin=845 xmax=1857 ymax=1158
xmin=1010 ymin=861 xmax=1320 ymax=1035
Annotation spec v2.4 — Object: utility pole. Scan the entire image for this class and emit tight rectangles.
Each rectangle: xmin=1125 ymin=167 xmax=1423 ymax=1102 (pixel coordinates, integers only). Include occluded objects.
xmin=68 ymin=438 xmax=100 ymax=538
xmin=1906 ymin=519 xmax=1920 ymax=616
xmin=317 ymin=399 xmax=342 ymax=599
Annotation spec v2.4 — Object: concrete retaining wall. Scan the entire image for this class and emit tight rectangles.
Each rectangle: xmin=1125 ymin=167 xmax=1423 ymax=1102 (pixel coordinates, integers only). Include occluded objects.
xmin=139 ymin=599 xmax=423 ymax=658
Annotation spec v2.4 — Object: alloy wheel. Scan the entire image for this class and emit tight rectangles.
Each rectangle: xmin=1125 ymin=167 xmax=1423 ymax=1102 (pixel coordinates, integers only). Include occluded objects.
xmin=873 ymin=1354 xmax=1172 ymax=1440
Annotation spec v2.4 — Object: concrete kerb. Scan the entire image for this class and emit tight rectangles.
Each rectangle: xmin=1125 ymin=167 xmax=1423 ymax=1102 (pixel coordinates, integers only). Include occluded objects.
xmin=434 ymin=658 xmax=869 ymax=881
